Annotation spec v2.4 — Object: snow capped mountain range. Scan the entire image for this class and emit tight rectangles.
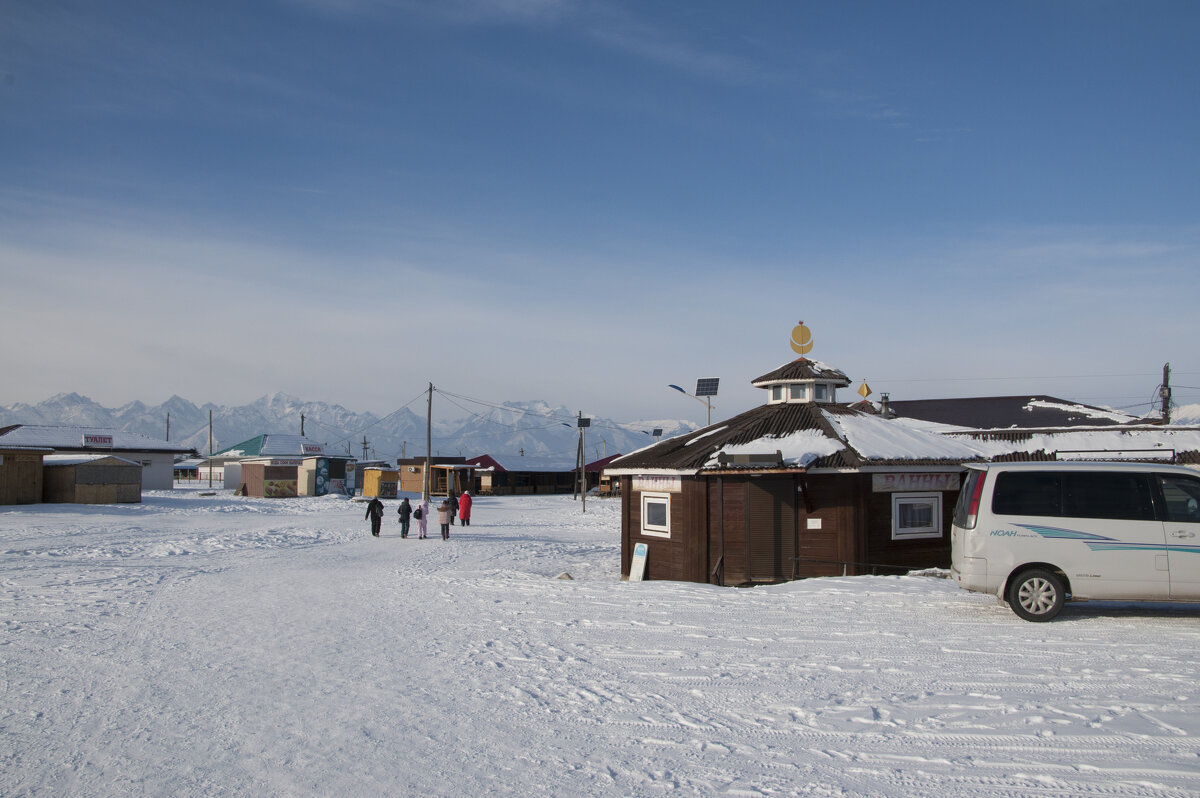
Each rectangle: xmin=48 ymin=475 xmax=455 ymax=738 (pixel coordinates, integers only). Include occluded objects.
xmin=0 ymin=393 xmax=697 ymax=469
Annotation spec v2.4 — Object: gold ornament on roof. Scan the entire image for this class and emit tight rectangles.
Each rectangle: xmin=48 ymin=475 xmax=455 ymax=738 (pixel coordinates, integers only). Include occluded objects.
xmin=789 ymin=321 xmax=814 ymax=355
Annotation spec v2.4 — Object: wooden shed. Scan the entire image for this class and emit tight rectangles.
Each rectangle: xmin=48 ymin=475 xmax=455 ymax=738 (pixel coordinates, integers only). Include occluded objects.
xmin=237 ymin=459 xmax=301 ymax=498
xmin=607 ymin=359 xmax=976 ymax=586
xmin=361 ymin=467 xmax=400 ymax=498
xmin=0 ymin=447 xmax=49 ymax=505
xmin=42 ymin=454 xmax=142 ymax=504
xmin=396 ymin=457 xmax=476 ymax=496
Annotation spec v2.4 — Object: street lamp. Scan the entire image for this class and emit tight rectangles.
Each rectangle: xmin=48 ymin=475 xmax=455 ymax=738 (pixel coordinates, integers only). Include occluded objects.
xmin=669 ymin=378 xmax=719 ymax=426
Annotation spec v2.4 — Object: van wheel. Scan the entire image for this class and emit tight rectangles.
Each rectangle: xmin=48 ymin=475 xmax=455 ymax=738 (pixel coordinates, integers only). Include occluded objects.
xmin=1008 ymin=569 xmax=1065 ymax=622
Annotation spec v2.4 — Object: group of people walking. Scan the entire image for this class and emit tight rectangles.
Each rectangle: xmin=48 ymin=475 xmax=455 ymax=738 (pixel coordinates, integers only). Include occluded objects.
xmin=364 ymin=491 xmax=473 ymax=540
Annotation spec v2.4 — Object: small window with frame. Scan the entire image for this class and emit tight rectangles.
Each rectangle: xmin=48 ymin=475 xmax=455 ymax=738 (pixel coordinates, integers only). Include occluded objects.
xmin=892 ymin=492 xmax=942 ymax=540
xmin=641 ymin=492 xmax=671 ymax=538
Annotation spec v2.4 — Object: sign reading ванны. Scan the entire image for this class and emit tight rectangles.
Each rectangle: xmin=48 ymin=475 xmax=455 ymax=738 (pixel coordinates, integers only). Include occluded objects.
xmin=871 ymin=473 xmax=961 ymax=493
xmin=633 ymin=475 xmax=681 ymax=493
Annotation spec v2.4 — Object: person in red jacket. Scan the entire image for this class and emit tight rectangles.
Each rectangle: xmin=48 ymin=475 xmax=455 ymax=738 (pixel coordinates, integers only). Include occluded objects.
xmin=459 ymin=491 xmax=473 ymax=526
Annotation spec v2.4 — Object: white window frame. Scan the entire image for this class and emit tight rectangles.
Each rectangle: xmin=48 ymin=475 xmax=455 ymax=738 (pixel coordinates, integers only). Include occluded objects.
xmin=789 ymin=384 xmax=808 ymax=402
xmin=770 ymin=385 xmax=784 ymax=402
xmin=892 ymin=492 xmax=942 ymax=540
xmin=640 ymin=492 xmax=672 ymax=538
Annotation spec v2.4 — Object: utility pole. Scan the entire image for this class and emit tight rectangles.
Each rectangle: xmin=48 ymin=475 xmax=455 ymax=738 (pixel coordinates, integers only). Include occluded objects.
xmin=207 ymin=409 xmax=213 ymax=489
xmin=576 ymin=411 xmax=589 ymax=513
xmin=361 ymin=436 xmax=370 ymax=461
xmin=1162 ymin=362 xmax=1173 ymax=425
xmin=166 ymin=412 xmax=170 ymax=442
xmin=424 ymin=383 xmax=432 ymax=501
xmin=301 ymin=413 xmax=305 ymax=436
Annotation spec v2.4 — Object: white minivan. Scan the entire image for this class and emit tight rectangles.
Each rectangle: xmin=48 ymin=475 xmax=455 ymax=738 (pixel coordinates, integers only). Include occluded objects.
xmin=950 ymin=461 xmax=1200 ymax=621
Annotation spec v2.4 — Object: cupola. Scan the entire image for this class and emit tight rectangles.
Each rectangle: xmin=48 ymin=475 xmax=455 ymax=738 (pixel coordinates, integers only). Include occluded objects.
xmin=751 ymin=358 xmax=852 ymax=405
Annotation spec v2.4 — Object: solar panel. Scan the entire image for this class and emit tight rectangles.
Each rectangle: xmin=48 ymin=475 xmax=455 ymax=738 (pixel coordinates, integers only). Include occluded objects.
xmin=695 ymin=378 xmax=720 ymax=397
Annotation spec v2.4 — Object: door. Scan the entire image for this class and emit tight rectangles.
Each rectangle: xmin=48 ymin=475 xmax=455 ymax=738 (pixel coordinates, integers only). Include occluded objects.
xmin=1057 ymin=472 xmax=1168 ymax=600
xmin=746 ymin=479 xmax=796 ymax=582
xmin=1158 ymin=473 xmax=1200 ymax=600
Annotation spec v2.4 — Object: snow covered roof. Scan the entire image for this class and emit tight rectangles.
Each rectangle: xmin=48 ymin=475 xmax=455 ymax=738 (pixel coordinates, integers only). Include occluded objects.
xmin=942 ymin=424 xmax=1200 ymax=465
xmin=213 ymin=434 xmax=338 ymax=459
xmin=885 ymin=395 xmax=1140 ymax=429
xmin=607 ymin=402 xmax=977 ymax=475
xmin=0 ymin=425 xmax=194 ymax=454
xmin=608 ymin=397 xmax=1200 ymax=476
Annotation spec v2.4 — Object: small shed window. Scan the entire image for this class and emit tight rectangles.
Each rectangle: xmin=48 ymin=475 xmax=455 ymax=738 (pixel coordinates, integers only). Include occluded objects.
xmin=814 ymin=384 xmax=830 ymax=402
xmin=892 ymin=492 xmax=942 ymax=540
xmin=771 ymin=385 xmax=784 ymax=402
xmin=641 ymin=492 xmax=671 ymax=538
xmin=789 ymin=384 xmax=808 ymax=401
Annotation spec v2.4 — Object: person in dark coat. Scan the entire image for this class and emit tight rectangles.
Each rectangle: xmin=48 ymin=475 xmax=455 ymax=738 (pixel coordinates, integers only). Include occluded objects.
xmin=447 ymin=492 xmax=459 ymax=525
xmin=458 ymin=491 xmax=473 ymax=526
xmin=397 ymin=497 xmax=412 ymax=538
xmin=365 ymin=496 xmax=384 ymax=537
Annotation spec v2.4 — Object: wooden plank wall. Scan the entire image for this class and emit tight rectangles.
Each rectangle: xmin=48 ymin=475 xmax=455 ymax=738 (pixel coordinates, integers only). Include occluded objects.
xmin=622 ymin=478 xmax=708 ymax=583
xmin=0 ymin=452 xmax=44 ymax=505
xmin=795 ymin=474 xmax=861 ymax=578
xmin=861 ymin=476 xmax=956 ymax=572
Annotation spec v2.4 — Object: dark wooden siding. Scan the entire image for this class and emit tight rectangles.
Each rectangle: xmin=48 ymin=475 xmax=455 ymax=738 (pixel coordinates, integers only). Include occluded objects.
xmin=622 ymin=478 xmax=708 ymax=583
xmin=795 ymin=475 xmax=861 ymax=577
xmin=747 ymin=478 xmax=797 ymax=582
xmin=862 ymin=475 xmax=956 ymax=572
xmin=43 ymin=462 xmax=141 ymax=504
xmin=710 ymin=477 xmax=748 ymax=584
xmin=707 ymin=476 xmax=798 ymax=585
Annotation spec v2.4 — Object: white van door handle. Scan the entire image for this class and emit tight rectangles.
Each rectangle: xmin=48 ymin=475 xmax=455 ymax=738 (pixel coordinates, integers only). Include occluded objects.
xmin=1170 ymin=530 xmax=1196 ymax=539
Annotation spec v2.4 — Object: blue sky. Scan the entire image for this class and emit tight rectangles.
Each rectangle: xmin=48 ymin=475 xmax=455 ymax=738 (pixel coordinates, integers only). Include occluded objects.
xmin=2 ymin=0 xmax=1198 ymax=424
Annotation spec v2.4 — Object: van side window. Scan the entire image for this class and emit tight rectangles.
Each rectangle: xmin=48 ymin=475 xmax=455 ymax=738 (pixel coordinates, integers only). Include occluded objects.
xmin=992 ymin=472 xmax=1061 ymax=516
xmin=992 ymin=470 xmax=1155 ymax=520
xmin=1159 ymin=475 xmax=1200 ymax=522
xmin=1062 ymin=473 xmax=1155 ymax=521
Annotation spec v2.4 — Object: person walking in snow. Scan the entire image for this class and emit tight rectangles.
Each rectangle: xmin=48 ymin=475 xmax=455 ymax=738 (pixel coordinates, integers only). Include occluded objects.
xmin=437 ymin=499 xmax=451 ymax=540
xmin=458 ymin=491 xmax=473 ymax=526
xmin=415 ymin=498 xmax=429 ymax=539
xmin=447 ymin=491 xmax=459 ymax=525
xmin=397 ymin=497 xmax=412 ymax=538
xmin=365 ymin=496 xmax=384 ymax=537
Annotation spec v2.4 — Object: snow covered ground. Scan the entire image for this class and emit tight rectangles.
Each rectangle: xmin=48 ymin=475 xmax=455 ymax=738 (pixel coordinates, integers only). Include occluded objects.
xmin=3 ymin=490 xmax=1200 ymax=797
